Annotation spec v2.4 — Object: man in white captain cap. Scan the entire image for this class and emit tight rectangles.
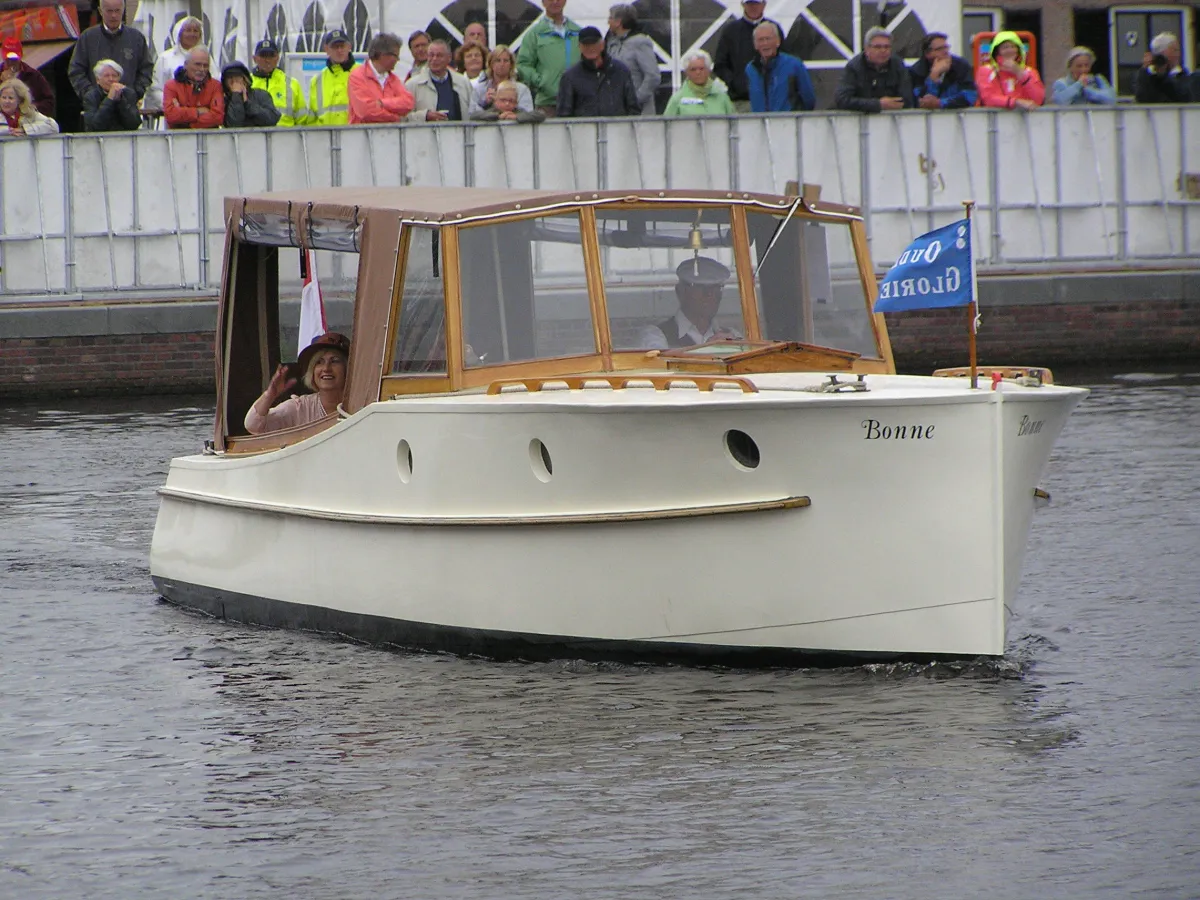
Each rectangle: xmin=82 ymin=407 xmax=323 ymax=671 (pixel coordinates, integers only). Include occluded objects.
xmin=638 ymin=256 xmax=744 ymax=350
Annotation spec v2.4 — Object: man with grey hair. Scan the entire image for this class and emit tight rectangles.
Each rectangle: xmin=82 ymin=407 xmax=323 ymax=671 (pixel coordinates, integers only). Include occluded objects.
xmin=606 ymin=3 xmax=659 ymax=115
xmin=834 ymin=25 xmax=912 ymax=112
xmin=347 ymin=32 xmax=415 ymax=123
xmin=746 ymin=20 xmax=814 ymax=111
xmin=1134 ymin=32 xmax=1193 ymax=103
xmin=405 ymin=38 xmax=472 ymax=122
xmin=163 ymin=46 xmax=223 ymax=129
xmin=713 ymin=0 xmax=780 ymax=112
xmin=68 ymin=0 xmax=153 ymax=100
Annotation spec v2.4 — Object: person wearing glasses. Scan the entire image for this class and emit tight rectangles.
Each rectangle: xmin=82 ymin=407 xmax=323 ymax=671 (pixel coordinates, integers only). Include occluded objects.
xmin=910 ymin=32 xmax=977 ymax=109
xmin=835 ymin=26 xmax=912 ymax=113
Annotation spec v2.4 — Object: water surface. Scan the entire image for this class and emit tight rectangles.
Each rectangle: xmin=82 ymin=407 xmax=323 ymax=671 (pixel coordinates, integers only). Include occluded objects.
xmin=2 ymin=377 xmax=1198 ymax=898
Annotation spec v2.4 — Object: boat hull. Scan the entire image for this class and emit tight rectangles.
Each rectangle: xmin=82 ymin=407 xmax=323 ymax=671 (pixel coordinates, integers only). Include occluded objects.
xmin=150 ymin=376 xmax=1085 ymax=664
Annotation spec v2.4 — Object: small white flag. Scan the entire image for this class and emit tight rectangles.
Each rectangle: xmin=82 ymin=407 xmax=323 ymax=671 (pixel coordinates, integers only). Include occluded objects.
xmin=297 ymin=249 xmax=327 ymax=357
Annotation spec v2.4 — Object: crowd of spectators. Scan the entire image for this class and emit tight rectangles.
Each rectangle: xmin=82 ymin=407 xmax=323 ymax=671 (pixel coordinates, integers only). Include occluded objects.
xmin=3 ymin=0 xmax=1199 ymax=140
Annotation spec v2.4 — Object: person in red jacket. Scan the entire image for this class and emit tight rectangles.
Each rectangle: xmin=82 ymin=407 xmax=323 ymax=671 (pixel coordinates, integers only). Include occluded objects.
xmin=164 ymin=47 xmax=224 ymax=129
xmin=348 ymin=32 xmax=414 ymax=124
xmin=976 ymin=30 xmax=1044 ymax=109
xmin=1 ymin=38 xmax=56 ymax=119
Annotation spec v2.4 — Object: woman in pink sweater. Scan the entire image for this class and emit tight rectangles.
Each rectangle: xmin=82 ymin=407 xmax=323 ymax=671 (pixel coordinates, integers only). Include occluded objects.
xmin=245 ymin=332 xmax=350 ymax=434
xmin=976 ymin=31 xmax=1044 ymax=109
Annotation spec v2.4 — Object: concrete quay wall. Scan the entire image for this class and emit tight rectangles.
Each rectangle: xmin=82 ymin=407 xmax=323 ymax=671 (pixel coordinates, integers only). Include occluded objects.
xmin=2 ymin=272 xmax=1196 ymax=399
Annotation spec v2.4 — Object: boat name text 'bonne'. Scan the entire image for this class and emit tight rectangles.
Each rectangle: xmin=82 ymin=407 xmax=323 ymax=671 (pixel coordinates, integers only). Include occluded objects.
xmin=1017 ymin=415 xmax=1044 ymax=436
xmin=861 ymin=419 xmax=935 ymax=440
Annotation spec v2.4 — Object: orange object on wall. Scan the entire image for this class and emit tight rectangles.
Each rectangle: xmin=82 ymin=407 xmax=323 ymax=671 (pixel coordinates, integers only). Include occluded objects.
xmin=0 ymin=3 xmax=81 ymax=44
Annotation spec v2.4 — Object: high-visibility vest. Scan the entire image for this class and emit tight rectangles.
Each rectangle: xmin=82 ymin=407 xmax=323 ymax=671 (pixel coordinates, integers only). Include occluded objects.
xmin=308 ymin=61 xmax=359 ymax=126
xmin=251 ymin=68 xmax=309 ymax=127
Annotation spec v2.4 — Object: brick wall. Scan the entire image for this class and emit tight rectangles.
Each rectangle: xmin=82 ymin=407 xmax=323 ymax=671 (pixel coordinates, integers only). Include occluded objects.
xmin=1 ymin=333 xmax=215 ymax=397
xmin=886 ymin=298 xmax=1200 ymax=372
xmin=2 ymin=289 xmax=1197 ymax=398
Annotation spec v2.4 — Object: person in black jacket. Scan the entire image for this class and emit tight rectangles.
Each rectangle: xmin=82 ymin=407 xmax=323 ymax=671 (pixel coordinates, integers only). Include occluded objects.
xmin=713 ymin=0 xmax=780 ymax=111
xmin=910 ymin=32 xmax=977 ymax=109
xmin=81 ymin=59 xmax=141 ymax=131
xmin=221 ymin=62 xmax=281 ymax=127
xmin=1133 ymin=33 xmax=1192 ymax=104
xmin=556 ymin=26 xmax=639 ymax=117
xmin=68 ymin=0 xmax=153 ymax=100
xmin=835 ymin=26 xmax=913 ymax=113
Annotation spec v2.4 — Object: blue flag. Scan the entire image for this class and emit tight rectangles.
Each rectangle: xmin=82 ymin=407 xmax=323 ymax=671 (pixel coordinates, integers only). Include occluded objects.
xmin=874 ymin=218 xmax=975 ymax=313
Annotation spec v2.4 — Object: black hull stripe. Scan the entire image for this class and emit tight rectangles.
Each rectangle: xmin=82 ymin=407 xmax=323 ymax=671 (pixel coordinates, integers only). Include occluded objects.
xmin=151 ymin=576 xmax=983 ymax=668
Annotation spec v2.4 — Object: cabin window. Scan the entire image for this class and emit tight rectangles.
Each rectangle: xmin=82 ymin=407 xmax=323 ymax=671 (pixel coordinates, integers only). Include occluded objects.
xmin=593 ymin=207 xmax=746 ymax=351
xmin=390 ymin=226 xmax=446 ymax=374
xmin=745 ymin=213 xmax=877 ymax=357
xmin=457 ymin=213 xmax=596 ymax=367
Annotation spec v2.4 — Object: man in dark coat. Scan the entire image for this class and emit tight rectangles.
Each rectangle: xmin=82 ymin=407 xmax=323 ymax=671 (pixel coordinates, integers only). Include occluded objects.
xmin=68 ymin=0 xmax=153 ymax=100
xmin=1 ymin=38 xmax=56 ymax=117
xmin=713 ymin=0 xmax=780 ymax=111
xmin=1133 ymin=33 xmax=1192 ymax=104
xmin=834 ymin=26 xmax=913 ymax=113
xmin=910 ymin=32 xmax=977 ymax=109
xmin=556 ymin=26 xmax=639 ymax=117
xmin=221 ymin=62 xmax=281 ymax=127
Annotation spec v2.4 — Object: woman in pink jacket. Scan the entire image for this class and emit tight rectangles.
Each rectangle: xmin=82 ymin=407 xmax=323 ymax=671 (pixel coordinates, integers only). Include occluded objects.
xmin=245 ymin=332 xmax=351 ymax=434
xmin=976 ymin=31 xmax=1044 ymax=109
xmin=348 ymin=33 xmax=415 ymax=124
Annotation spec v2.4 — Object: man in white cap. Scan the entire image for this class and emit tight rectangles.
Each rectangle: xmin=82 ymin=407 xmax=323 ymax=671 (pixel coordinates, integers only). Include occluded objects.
xmin=713 ymin=0 xmax=780 ymax=112
xmin=638 ymin=256 xmax=744 ymax=349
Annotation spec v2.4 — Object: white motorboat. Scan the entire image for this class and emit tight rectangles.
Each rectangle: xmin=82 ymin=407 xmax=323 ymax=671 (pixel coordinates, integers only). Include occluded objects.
xmin=150 ymin=186 xmax=1086 ymax=664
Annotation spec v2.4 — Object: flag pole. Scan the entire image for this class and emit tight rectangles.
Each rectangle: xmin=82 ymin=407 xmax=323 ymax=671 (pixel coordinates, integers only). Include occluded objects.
xmin=962 ymin=200 xmax=977 ymax=389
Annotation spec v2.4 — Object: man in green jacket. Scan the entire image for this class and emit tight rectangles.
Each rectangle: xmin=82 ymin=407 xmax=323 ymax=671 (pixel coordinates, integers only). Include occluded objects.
xmin=517 ymin=0 xmax=581 ymax=116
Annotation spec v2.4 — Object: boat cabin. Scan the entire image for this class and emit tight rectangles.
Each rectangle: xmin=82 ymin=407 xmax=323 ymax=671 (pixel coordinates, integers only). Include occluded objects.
xmin=216 ymin=186 xmax=894 ymax=453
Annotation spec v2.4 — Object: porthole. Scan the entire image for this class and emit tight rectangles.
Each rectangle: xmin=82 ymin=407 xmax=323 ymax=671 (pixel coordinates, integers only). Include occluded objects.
xmin=529 ymin=438 xmax=553 ymax=482
xmin=725 ymin=429 xmax=760 ymax=470
xmin=397 ymin=439 xmax=413 ymax=483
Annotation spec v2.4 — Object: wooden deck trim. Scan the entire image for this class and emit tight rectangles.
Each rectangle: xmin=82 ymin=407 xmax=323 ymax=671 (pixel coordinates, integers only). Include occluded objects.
xmin=158 ymin=487 xmax=810 ymax=525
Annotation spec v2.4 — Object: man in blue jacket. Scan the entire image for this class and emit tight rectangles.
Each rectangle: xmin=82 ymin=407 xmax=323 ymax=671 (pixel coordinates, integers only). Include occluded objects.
xmin=910 ymin=32 xmax=977 ymax=109
xmin=746 ymin=21 xmax=814 ymax=112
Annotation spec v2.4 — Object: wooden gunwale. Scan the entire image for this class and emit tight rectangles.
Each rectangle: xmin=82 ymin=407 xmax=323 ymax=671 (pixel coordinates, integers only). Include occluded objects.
xmin=156 ymin=486 xmax=811 ymax=525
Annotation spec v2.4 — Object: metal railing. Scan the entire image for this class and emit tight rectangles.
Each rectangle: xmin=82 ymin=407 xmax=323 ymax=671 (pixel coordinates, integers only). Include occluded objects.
xmin=1 ymin=106 xmax=1197 ymax=301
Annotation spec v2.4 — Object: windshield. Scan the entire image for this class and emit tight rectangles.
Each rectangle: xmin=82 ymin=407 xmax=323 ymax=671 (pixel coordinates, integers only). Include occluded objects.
xmin=457 ymin=213 xmax=596 ymax=366
xmin=746 ymin=211 xmax=877 ymax=357
xmin=594 ymin=207 xmax=746 ymax=350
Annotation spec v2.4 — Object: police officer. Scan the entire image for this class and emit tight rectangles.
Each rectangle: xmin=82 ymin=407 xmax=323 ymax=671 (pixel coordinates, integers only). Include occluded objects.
xmin=637 ymin=256 xmax=744 ymax=349
xmin=251 ymin=38 xmax=308 ymax=126
xmin=308 ymin=28 xmax=358 ymax=126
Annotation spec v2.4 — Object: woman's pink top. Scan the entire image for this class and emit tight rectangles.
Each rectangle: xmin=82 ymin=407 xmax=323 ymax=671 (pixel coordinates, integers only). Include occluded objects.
xmin=977 ymin=65 xmax=1045 ymax=108
xmin=244 ymin=392 xmax=330 ymax=434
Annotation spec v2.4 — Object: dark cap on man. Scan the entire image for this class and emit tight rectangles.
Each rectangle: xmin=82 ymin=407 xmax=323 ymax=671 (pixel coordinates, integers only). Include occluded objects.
xmin=676 ymin=256 xmax=731 ymax=286
xmin=578 ymin=26 xmax=603 ymax=45
xmin=254 ymin=39 xmax=280 ymax=56
xmin=323 ymin=28 xmax=350 ymax=46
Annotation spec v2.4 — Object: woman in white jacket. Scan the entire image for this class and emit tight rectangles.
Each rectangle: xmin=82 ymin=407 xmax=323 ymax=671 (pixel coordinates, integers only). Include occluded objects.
xmin=0 ymin=78 xmax=58 ymax=136
xmin=143 ymin=16 xmax=209 ymax=114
